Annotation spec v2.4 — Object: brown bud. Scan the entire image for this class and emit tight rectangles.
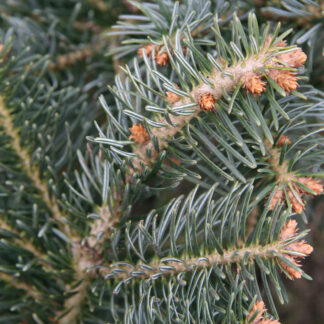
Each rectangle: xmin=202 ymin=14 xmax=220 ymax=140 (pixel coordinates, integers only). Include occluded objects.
xmin=278 ymin=219 xmax=313 ymax=280
xmin=166 ymin=91 xmax=181 ymax=104
xmin=137 ymin=44 xmax=156 ymax=58
xmin=278 ymin=48 xmax=307 ymax=68
xmin=242 ymin=73 xmax=266 ymax=95
xmin=277 ymin=135 xmax=291 ymax=147
xmin=155 ymin=51 xmax=169 ymax=66
xmin=268 ymin=70 xmax=299 ymax=93
xmin=198 ymin=93 xmax=216 ymax=111
xmin=269 ymin=188 xmax=284 ymax=210
xmin=295 ymin=177 xmax=323 ymax=195
xmin=247 ymin=301 xmax=280 ymax=324
xmin=129 ymin=124 xmax=149 ymax=144
xmin=287 ymin=189 xmax=305 ymax=214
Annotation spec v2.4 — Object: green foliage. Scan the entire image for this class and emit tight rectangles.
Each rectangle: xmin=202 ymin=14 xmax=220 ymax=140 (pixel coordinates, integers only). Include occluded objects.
xmin=0 ymin=0 xmax=323 ymax=323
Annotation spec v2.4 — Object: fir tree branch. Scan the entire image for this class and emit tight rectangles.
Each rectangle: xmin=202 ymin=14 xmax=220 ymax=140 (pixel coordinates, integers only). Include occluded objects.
xmin=87 ymin=202 xmax=121 ymax=248
xmin=264 ymin=137 xmax=323 ymax=213
xmin=0 ymin=272 xmax=42 ymax=303
xmin=0 ymin=95 xmax=71 ymax=236
xmin=130 ymin=46 xmax=292 ymax=171
xmin=0 ymin=218 xmax=53 ymax=270
xmin=0 ymin=94 xmax=93 ymax=320
xmin=58 ymin=196 xmax=123 ymax=322
xmin=48 ymin=46 xmax=99 ymax=71
xmin=58 ymin=244 xmax=91 ymax=324
xmin=100 ymin=242 xmax=284 ymax=280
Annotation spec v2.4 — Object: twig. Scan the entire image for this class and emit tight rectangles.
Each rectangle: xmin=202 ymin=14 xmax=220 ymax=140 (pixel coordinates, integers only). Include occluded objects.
xmin=48 ymin=46 xmax=99 ymax=71
xmin=87 ymin=201 xmax=121 ymax=249
xmin=100 ymin=242 xmax=284 ymax=280
xmin=58 ymin=242 xmax=92 ymax=324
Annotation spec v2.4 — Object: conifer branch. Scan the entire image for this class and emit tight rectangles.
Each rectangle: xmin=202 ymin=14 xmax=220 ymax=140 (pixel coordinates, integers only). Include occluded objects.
xmin=48 ymin=46 xmax=99 ymax=71
xmin=0 ymin=95 xmax=71 ymax=236
xmin=0 ymin=218 xmax=53 ymax=270
xmin=0 ymin=95 xmax=95 ymax=321
xmin=59 ymin=195 xmax=124 ymax=322
xmin=58 ymin=246 xmax=91 ymax=324
xmin=130 ymin=43 xmax=303 ymax=172
xmin=99 ymin=241 xmax=292 ymax=280
xmin=87 ymin=201 xmax=121 ymax=248
xmin=0 ymin=272 xmax=42 ymax=302
xmin=264 ymin=138 xmax=323 ymax=213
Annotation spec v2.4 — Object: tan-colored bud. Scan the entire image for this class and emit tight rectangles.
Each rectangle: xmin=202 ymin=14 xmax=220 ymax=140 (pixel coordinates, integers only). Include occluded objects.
xmin=166 ymin=91 xmax=181 ymax=104
xmin=278 ymin=48 xmax=307 ymax=68
xmin=278 ymin=219 xmax=313 ymax=280
xmin=198 ymin=93 xmax=216 ymax=111
xmin=155 ymin=51 xmax=169 ymax=66
xmin=242 ymin=73 xmax=266 ymax=95
xmin=137 ymin=44 xmax=156 ymax=58
xmin=247 ymin=300 xmax=281 ymax=324
xmin=129 ymin=124 xmax=149 ymax=144
xmin=268 ymin=70 xmax=299 ymax=93
xmin=277 ymin=135 xmax=291 ymax=147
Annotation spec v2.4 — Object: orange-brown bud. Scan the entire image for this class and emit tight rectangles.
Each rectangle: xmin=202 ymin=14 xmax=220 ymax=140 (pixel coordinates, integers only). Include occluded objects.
xmin=198 ymin=93 xmax=216 ymax=111
xmin=248 ymin=301 xmax=265 ymax=323
xmin=155 ymin=51 xmax=169 ymax=66
xmin=278 ymin=219 xmax=313 ymax=279
xmin=279 ymin=255 xmax=302 ymax=279
xmin=166 ymin=91 xmax=181 ymax=104
xmin=242 ymin=73 xmax=266 ymax=95
xmin=269 ymin=188 xmax=284 ymax=210
xmin=137 ymin=44 xmax=156 ymax=58
xmin=278 ymin=48 xmax=307 ymax=68
xmin=264 ymin=35 xmax=287 ymax=49
xmin=269 ymin=176 xmax=322 ymax=214
xmin=295 ymin=177 xmax=323 ymax=195
xmin=268 ymin=70 xmax=299 ymax=93
xmin=129 ymin=124 xmax=149 ymax=144
xmin=288 ymin=189 xmax=305 ymax=214
xmin=278 ymin=219 xmax=298 ymax=241
xmin=277 ymin=135 xmax=291 ymax=147
xmin=247 ymin=301 xmax=280 ymax=324
xmin=290 ymin=240 xmax=314 ymax=256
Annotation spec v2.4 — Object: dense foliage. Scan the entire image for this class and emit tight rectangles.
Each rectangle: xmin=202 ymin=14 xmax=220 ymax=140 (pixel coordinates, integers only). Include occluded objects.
xmin=0 ymin=1 xmax=323 ymax=323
